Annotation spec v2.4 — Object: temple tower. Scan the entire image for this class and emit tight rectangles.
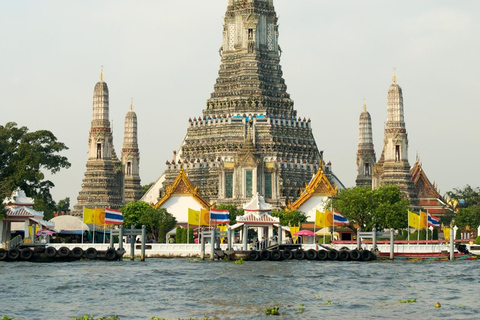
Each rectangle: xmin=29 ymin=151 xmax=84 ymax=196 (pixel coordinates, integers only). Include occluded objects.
xmin=372 ymin=71 xmax=417 ymax=202
xmin=122 ymin=101 xmax=142 ymax=203
xmin=355 ymin=100 xmax=376 ymax=187
xmin=72 ymin=69 xmax=123 ymax=216
xmin=153 ymin=0 xmax=341 ymax=208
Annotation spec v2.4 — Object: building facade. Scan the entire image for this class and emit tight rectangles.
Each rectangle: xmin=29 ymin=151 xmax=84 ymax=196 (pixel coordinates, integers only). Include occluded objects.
xmin=355 ymin=101 xmax=376 ymax=187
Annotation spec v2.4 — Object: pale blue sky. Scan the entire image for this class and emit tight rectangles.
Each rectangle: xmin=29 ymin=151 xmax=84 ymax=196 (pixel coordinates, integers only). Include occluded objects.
xmin=1 ymin=0 xmax=479 ymax=203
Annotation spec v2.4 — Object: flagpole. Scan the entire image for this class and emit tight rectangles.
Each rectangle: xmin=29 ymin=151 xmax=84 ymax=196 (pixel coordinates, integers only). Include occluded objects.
xmin=313 ymin=210 xmax=316 ymax=248
xmin=331 ymin=197 xmax=335 ymax=243
xmin=407 ymin=210 xmax=410 ymax=243
xmin=82 ymin=208 xmax=84 ymax=244
xmin=417 ymin=210 xmax=420 ymax=245
xmin=426 ymin=210 xmax=429 ymax=242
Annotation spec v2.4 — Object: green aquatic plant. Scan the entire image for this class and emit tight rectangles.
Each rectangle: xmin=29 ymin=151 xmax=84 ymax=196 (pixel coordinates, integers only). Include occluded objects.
xmin=265 ymin=306 xmax=280 ymax=315
xmin=234 ymin=258 xmax=244 ymax=264
xmin=150 ymin=318 xmax=210 ymax=320
xmin=399 ymin=299 xmax=417 ymax=303
xmin=2 ymin=316 xmax=15 ymax=320
xmin=72 ymin=316 xmax=119 ymax=320
xmin=297 ymin=304 xmax=305 ymax=313
xmin=326 ymin=300 xmax=333 ymax=305
xmin=314 ymin=294 xmax=321 ymax=299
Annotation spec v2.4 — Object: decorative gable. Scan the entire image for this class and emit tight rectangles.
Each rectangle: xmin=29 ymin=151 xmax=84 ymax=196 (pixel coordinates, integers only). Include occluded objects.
xmin=287 ymin=168 xmax=337 ymax=211
xmin=154 ymin=169 xmax=210 ymax=209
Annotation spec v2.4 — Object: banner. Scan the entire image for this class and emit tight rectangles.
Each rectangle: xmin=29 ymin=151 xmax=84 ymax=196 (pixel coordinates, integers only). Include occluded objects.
xmin=200 ymin=209 xmax=210 ymax=226
xmin=315 ymin=210 xmax=333 ymax=228
xmin=419 ymin=211 xmax=428 ymax=229
xmin=408 ymin=211 xmax=420 ymax=229
xmin=333 ymin=210 xmax=349 ymax=225
xmin=93 ymin=208 xmax=105 ymax=225
xmin=428 ymin=213 xmax=440 ymax=227
xmin=188 ymin=208 xmax=201 ymax=225
xmin=105 ymin=208 xmax=123 ymax=225
xmin=83 ymin=207 xmax=95 ymax=224
xmin=290 ymin=226 xmax=300 ymax=244
xmin=443 ymin=227 xmax=451 ymax=240
xmin=210 ymin=209 xmax=230 ymax=224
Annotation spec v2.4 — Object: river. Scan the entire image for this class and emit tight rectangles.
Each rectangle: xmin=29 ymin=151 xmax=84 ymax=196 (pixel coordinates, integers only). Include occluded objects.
xmin=0 ymin=258 xmax=478 ymax=320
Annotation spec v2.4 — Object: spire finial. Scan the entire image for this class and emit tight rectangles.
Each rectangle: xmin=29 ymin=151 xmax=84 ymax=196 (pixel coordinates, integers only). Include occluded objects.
xmin=392 ymin=67 xmax=397 ymax=84
xmin=100 ymin=65 xmax=104 ymax=82
xmin=363 ymin=98 xmax=367 ymax=111
xmin=130 ymin=98 xmax=134 ymax=111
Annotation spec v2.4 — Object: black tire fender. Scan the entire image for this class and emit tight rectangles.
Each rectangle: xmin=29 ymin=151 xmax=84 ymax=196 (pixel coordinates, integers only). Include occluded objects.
xmin=8 ymin=248 xmax=20 ymax=261
xmin=338 ymin=250 xmax=349 ymax=261
xmin=305 ymin=249 xmax=317 ymax=260
xmin=282 ymin=250 xmax=293 ymax=260
xmin=85 ymin=247 xmax=97 ymax=260
xmin=105 ymin=248 xmax=116 ymax=261
xmin=0 ymin=248 xmax=7 ymax=261
xmin=317 ymin=250 xmax=328 ymax=260
xmin=270 ymin=250 xmax=282 ymax=261
xmin=20 ymin=248 xmax=34 ymax=261
xmin=45 ymin=246 xmax=57 ymax=258
xmin=327 ymin=249 xmax=339 ymax=260
xmin=349 ymin=249 xmax=361 ymax=261
xmin=58 ymin=246 xmax=71 ymax=258
xmin=71 ymin=247 xmax=84 ymax=259
xmin=294 ymin=250 xmax=305 ymax=260
xmin=260 ymin=250 xmax=271 ymax=261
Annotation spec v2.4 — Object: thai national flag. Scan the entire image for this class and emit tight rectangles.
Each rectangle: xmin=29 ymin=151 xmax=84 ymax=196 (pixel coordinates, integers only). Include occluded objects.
xmin=427 ymin=213 xmax=440 ymax=227
xmin=104 ymin=208 xmax=123 ymax=225
xmin=333 ymin=210 xmax=349 ymax=225
xmin=210 ymin=209 xmax=230 ymax=224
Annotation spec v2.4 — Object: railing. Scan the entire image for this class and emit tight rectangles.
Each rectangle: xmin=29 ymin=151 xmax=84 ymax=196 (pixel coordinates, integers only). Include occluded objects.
xmin=9 ymin=235 xmax=24 ymax=249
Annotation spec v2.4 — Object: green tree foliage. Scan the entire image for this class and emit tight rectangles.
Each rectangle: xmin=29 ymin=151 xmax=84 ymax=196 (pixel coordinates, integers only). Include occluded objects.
xmin=216 ymin=204 xmax=244 ymax=225
xmin=271 ymin=209 xmax=307 ymax=226
xmin=121 ymin=201 xmax=176 ymax=242
xmin=447 ymin=185 xmax=480 ymax=230
xmin=0 ymin=122 xmax=70 ymax=211
xmin=333 ymin=185 xmax=410 ymax=231
xmin=56 ymin=197 xmax=70 ymax=213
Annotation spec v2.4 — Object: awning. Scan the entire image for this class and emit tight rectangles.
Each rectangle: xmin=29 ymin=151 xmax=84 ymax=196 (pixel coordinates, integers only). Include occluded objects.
xmin=228 ymin=223 xmax=245 ymax=230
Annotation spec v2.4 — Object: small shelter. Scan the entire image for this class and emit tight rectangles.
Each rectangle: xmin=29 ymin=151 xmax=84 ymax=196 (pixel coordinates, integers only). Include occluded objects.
xmin=153 ymin=169 xmax=210 ymax=224
xmin=1 ymin=188 xmax=53 ymax=248
xmin=232 ymin=193 xmax=288 ymax=250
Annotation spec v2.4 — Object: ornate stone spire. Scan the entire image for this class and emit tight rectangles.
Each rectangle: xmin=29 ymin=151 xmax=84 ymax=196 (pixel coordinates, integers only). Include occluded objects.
xmin=72 ymin=70 xmax=123 ymax=216
xmin=122 ymin=100 xmax=142 ymax=203
xmin=356 ymin=100 xmax=376 ymax=187
xmin=372 ymin=73 xmax=417 ymax=203
xmin=207 ymin=0 xmax=294 ymax=118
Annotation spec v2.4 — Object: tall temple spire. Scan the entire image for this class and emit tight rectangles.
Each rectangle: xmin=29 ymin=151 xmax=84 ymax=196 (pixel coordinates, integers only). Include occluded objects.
xmin=356 ymin=100 xmax=376 ymax=187
xmin=372 ymin=73 xmax=417 ymax=203
xmin=145 ymin=0 xmax=338 ymax=210
xmin=72 ymin=70 xmax=123 ymax=216
xmin=122 ymin=101 xmax=142 ymax=203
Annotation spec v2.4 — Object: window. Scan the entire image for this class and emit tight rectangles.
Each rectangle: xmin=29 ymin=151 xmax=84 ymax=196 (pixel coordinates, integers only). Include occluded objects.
xmin=245 ymin=170 xmax=253 ymax=198
xmin=127 ymin=162 xmax=132 ymax=176
xmin=225 ymin=172 xmax=233 ymax=198
xmin=265 ymin=173 xmax=272 ymax=198
xmin=395 ymin=145 xmax=400 ymax=162
xmin=96 ymin=143 xmax=102 ymax=159
xmin=364 ymin=163 xmax=370 ymax=176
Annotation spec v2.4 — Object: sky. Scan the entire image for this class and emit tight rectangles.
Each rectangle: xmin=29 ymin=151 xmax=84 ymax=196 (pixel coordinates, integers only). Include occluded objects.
xmin=1 ymin=0 xmax=479 ymax=205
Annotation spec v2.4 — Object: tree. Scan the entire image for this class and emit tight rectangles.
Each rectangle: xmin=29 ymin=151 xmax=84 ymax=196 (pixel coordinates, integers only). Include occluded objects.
xmin=271 ymin=209 xmax=307 ymax=226
xmin=447 ymin=185 xmax=480 ymax=230
xmin=121 ymin=201 xmax=177 ymax=242
xmin=216 ymin=204 xmax=244 ymax=225
xmin=56 ymin=197 xmax=70 ymax=213
xmin=140 ymin=207 xmax=176 ymax=243
xmin=0 ymin=122 xmax=70 ymax=210
xmin=333 ymin=185 xmax=409 ymax=231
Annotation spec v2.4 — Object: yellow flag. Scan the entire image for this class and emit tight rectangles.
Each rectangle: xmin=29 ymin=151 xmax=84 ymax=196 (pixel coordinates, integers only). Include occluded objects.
xmin=290 ymin=226 xmax=300 ymax=244
xmin=219 ymin=225 xmax=228 ymax=243
xmin=315 ymin=210 xmax=333 ymax=228
xmin=419 ymin=211 xmax=428 ymax=229
xmin=94 ymin=208 xmax=105 ymax=225
xmin=83 ymin=207 xmax=94 ymax=224
xmin=408 ymin=211 xmax=420 ymax=229
xmin=188 ymin=208 xmax=200 ymax=225
xmin=443 ymin=227 xmax=451 ymax=240
xmin=200 ymin=209 xmax=210 ymax=226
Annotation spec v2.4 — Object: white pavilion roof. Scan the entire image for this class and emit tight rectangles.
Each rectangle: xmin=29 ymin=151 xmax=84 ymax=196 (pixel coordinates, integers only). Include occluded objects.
xmin=242 ymin=193 xmax=273 ymax=212
xmin=3 ymin=188 xmax=35 ymax=206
